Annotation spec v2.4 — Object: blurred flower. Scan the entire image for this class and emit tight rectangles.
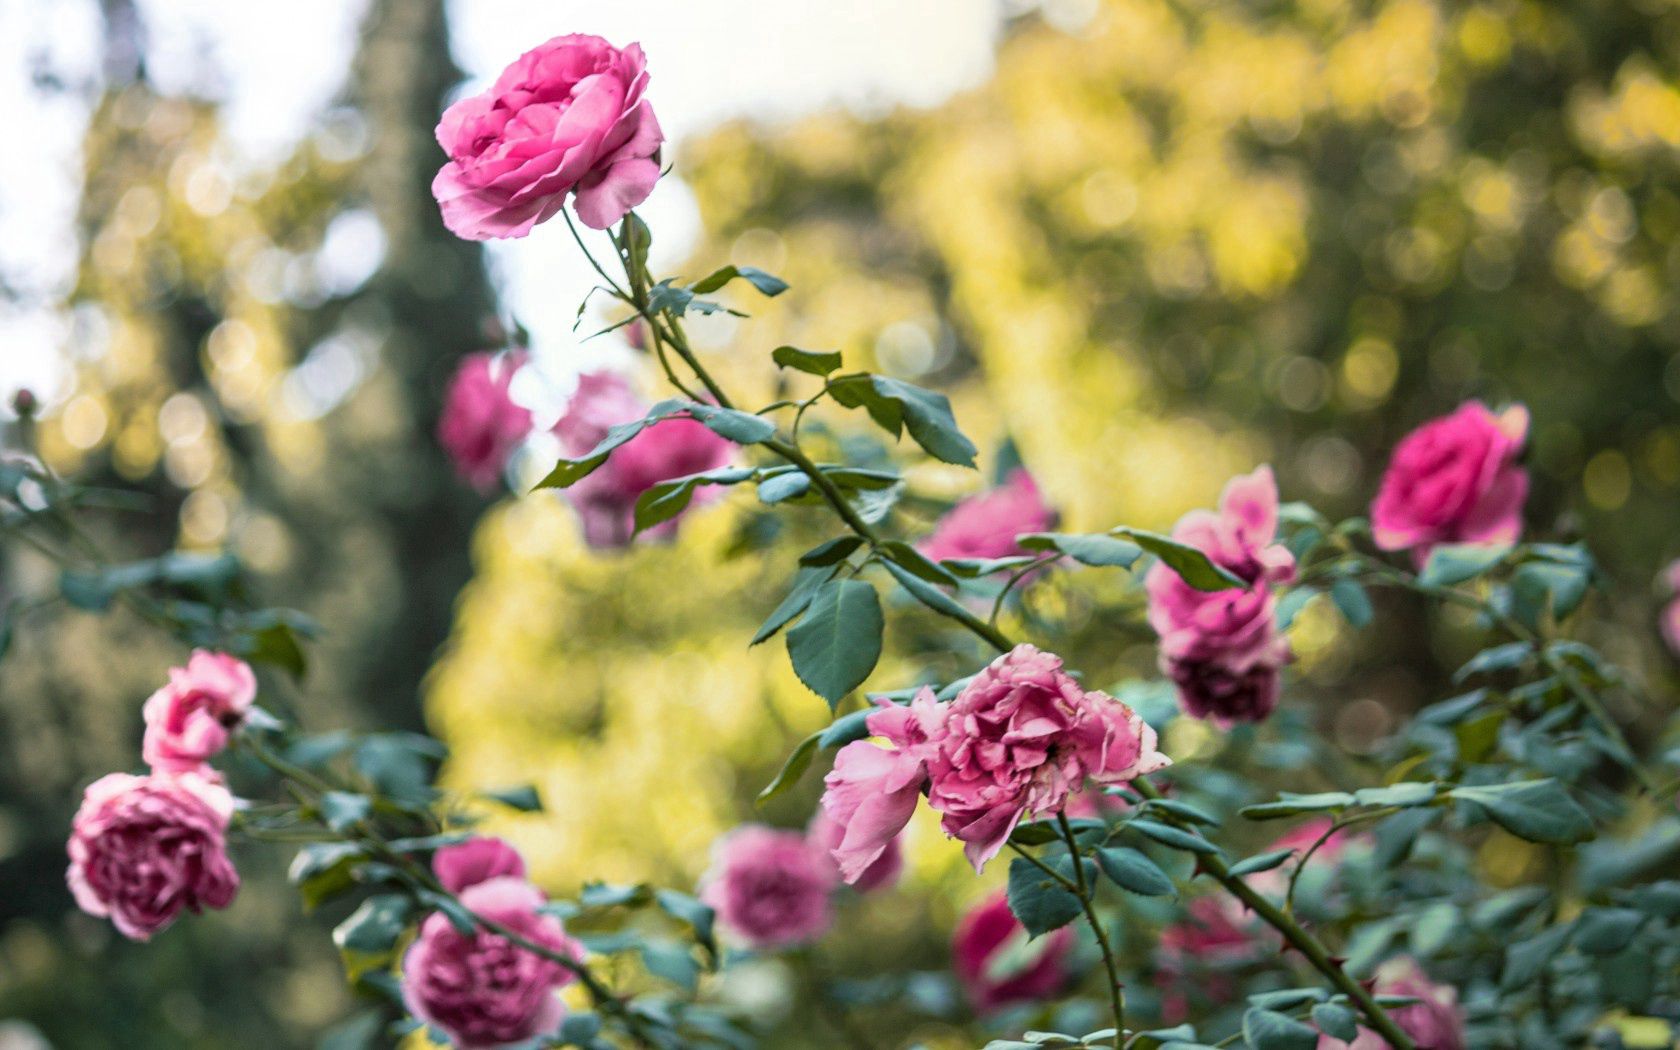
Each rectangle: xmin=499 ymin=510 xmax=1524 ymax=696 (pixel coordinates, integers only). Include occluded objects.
xmin=432 ymin=34 xmax=663 ymax=237
xmin=1371 ymin=401 xmax=1529 ymax=561
xmin=820 ymin=689 xmax=943 ymax=885
xmin=402 ymin=876 xmax=582 ymax=1049
xmin=1318 ymin=957 xmax=1465 ymax=1050
xmin=920 ymin=468 xmax=1055 ymax=564
xmin=809 ymin=797 xmax=903 ymax=893
xmin=438 ymin=351 xmax=533 ymax=491
xmin=1154 ymin=896 xmax=1261 ymax=1022
xmin=952 ymin=890 xmax=1075 ymax=1014
xmin=141 ymin=650 xmax=257 ymax=775
xmin=700 ymin=825 xmax=838 ymax=950
xmin=66 ymin=771 xmax=239 ymax=940
xmin=1146 ymin=466 xmax=1295 ymax=725
xmin=433 ymin=836 xmax=527 ymax=894
xmin=1660 ymin=560 xmax=1680 ymax=657
xmin=1246 ymin=817 xmax=1365 ymax=897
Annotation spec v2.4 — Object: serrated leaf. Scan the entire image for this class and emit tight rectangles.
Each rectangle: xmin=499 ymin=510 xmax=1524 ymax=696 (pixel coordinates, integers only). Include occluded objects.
xmin=1007 ymin=856 xmax=1084 ymax=937
xmin=786 ymin=579 xmax=884 ymax=708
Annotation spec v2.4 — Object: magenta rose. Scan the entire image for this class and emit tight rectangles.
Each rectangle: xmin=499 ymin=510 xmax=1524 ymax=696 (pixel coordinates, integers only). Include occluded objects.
xmin=926 ymin=644 xmax=1170 ymax=871
xmin=433 ymin=837 xmax=527 ymax=894
xmin=1371 ymin=400 xmax=1529 ymax=561
xmin=402 ymin=876 xmax=583 ymax=1050
xmin=432 ymin=34 xmax=663 ymax=238
xmin=952 ymin=890 xmax=1075 ymax=1013
xmin=1146 ymin=466 xmax=1295 ymax=725
xmin=141 ymin=650 xmax=257 ymax=774
xmin=1318 ymin=957 xmax=1465 ymax=1050
xmin=921 ymin=468 xmax=1055 ymax=564
xmin=553 ymin=371 xmax=733 ymax=548
xmin=820 ymin=688 xmax=946 ymax=885
xmin=66 ymin=771 xmax=239 ymax=941
xmin=808 ymin=807 xmax=902 ymax=894
xmin=438 ymin=351 xmax=532 ymax=491
xmin=699 ymin=824 xmax=838 ymax=950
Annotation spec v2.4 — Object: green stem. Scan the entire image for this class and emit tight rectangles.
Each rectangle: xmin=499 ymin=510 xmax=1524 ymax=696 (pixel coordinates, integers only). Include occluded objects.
xmin=1058 ymin=812 xmax=1125 ymax=1048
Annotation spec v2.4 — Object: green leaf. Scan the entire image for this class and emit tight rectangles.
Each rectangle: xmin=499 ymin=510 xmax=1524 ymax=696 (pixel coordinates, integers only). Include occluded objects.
xmin=878 ymin=541 xmax=960 ymax=586
xmin=1352 ymin=782 xmax=1439 ymax=808
xmin=1017 ymin=532 xmax=1143 ymax=569
xmin=1310 ymin=1002 xmax=1359 ymax=1042
xmin=1329 ymin=578 xmax=1373 ymax=628
xmin=632 ymin=466 xmax=756 ymax=535
xmin=1229 ymin=849 xmax=1296 ymax=877
xmin=654 ymin=888 xmax=718 ymax=962
xmin=536 ymin=402 xmax=770 ymax=490
xmin=1573 ymin=907 xmax=1645 ymax=955
xmin=881 ymin=560 xmax=974 ymax=626
xmin=1242 ymin=1007 xmax=1319 ymax=1050
xmin=483 ymin=784 xmax=543 ymax=812
xmin=1145 ymin=798 xmax=1222 ymax=826
xmin=757 ymin=470 xmax=811 ymax=504
xmin=333 ymin=894 xmax=413 ymax=982
xmin=818 ymin=708 xmax=875 ymax=749
xmin=1502 ymin=923 xmax=1572 ymax=989
xmin=318 ymin=791 xmax=372 ymax=832
xmin=786 ymin=578 xmax=884 ymax=708
xmin=579 ymin=882 xmax=653 ymax=909
xmin=1096 ymin=847 xmax=1176 ymax=896
xmin=771 ymin=345 xmax=842 ymax=375
xmin=1419 ymin=543 xmax=1511 ymax=586
xmin=751 ymin=565 xmax=835 ymax=645
xmin=1409 ymin=901 xmax=1459 ymax=957
xmin=1128 ymin=819 xmax=1219 ymax=855
xmin=1274 ymin=587 xmax=1318 ymax=630
xmin=690 ymin=264 xmax=788 ymax=297
xmin=683 ymin=402 xmax=778 ymax=444
xmin=1114 ymin=528 xmax=1245 ymax=591
xmin=1454 ymin=641 xmax=1532 ymax=681
xmin=941 ymin=555 xmax=1042 ymax=578
xmin=1239 ymin=792 xmax=1357 ymax=820
xmin=829 ymin=374 xmax=977 ymax=467
xmin=288 ymin=842 xmax=367 ymax=912
xmin=757 ymin=732 xmax=821 ymax=805
xmin=1450 ymin=779 xmax=1593 ymax=844
xmin=1007 ymin=856 xmax=1083 ymax=938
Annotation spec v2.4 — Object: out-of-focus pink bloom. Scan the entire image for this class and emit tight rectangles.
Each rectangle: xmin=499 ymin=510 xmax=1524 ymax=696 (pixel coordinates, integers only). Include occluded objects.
xmin=926 ymin=644 xmax=1170 ymax=872
xmin=1146 ymin=466 xmax=1295 ymax=725
xmin=433 ymin=837 xmax=527 ymax=894
xmin=432 ymin=35 xmax=663 ymax=237
xmin=921 ymin=469 xmax=1055 ymax=564
xmin=820 ymin=689 xmax=945 ymax=885
xmin=1371 ymin=401 xmax=1528 ymax=561
xmin=952 ymin=890 xmax=1075 ymax=1013
xmin=553 ymin=371 xmax=732 ymax=548
xmin=1155 ymin=896 xmax=1261 ymax=1022
xmin=402 ymin=877 xmax=583 ymax=1049
xmin=66 ymin=771 xmax=239 ymax=940
xmin=1246 ymin=817 xmax=1366 ymax=897
xmin=141 ymin=650 xmax=257 ymax=774
xmin=1318 ymin=957 xmax=1465 ymax=1050
xmin=808 ymin=808 xmax=902 ymax=893
xmin=700 ymin=825 xmax=838 ymax=950
xmin=439 ymin=351 xmax=532 ymax=491
xmin=1660 ymin=560 xmax=1680 ymax=657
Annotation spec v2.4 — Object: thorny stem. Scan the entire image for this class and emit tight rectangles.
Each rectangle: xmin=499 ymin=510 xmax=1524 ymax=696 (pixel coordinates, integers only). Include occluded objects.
xmin=1058 ymin=812 xmax=1126 ymax=1048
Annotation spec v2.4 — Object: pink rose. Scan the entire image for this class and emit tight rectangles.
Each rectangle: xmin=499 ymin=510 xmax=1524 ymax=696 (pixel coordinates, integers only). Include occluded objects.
xmin=432 ymin=35 xmax=663 ymax=238
xmin=1371 ymin=401 xmax=1529 ymax=560
xmin=438 ymin=352 xmax=532 ymax=491
xmin=1146 ymin=466 xmax=1295 ymax=725
xmin=820 ymin=689 xmax=945 ymax=885
xmin=921 ymin=468 xmax=1056 ymax=564
xmin=1247 ymin=817 xmax=1364 ymax=898
xmin=434 ymin=837 xmax=527 ymax=894
xmin=952 ymin=890 xmax=1075 ymax=1013
xmin=1155 ymin=896 xmax=1260 ymax=1022
xmin=403 ymin=876 xmax=583 ymax=1049
xmin=926 ymin=644 xmax=1170 ymax=871
xmin=554 ymin=371 xmax=733 ymax=548
xmin=141 ymin=650 xmax=257 ymax=774
xmin=808 ymin=808 xmax=902 ymax=893
xmin=699 ymin=825 xmax=838 ymax=950
xmin=1318 ymin=957 xmax=1465 ymax=1050
xmin=1661 ymin=560 xmax=1680 ymax=657
xmin=66 ymin=771 xmax=239 ymax=941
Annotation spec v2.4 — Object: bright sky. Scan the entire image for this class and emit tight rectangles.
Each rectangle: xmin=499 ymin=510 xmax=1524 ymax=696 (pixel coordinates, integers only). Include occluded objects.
xmin=0 ymin=0 xmax=1011 ymax=409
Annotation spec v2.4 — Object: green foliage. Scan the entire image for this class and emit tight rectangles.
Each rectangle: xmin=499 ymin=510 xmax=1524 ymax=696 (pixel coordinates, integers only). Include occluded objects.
xmin=785 ymin=578 xmax=884 ymax=707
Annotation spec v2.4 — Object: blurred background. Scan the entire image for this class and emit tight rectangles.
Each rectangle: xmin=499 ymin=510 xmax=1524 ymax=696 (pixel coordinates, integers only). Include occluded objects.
xmin=2 ymin=0 xmax=1679 ymax=1046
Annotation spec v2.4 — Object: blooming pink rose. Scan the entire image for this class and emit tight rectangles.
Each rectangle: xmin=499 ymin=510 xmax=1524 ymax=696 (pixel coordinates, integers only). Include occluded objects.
xmin=808 ymin=807 xmax=902 ymax=893
xmin=952 ymin=890 xmax=1075 ymax=1013
xmin=438 ymin=352 xmax=532 ymax=491
xmin=434 ymin=837 xmax=527 ymax=894
xmin=1371 ymin=401 xmax=1529 ymax=560
xmin=700 ymin=825 xmax=838 ymax=950
xmin=403 ymin=876 xmax=583 ymax=1049
xmin=1155 ymin=896 xmax=1261 ymax=1022
xmin=1146 ymin=466 xmax=1295 ymax=725
xmin=921 ymin=469 xmax=1056 ymax=564
xmin=927 ymin=644 xmax=1170 ymax=871
xmin=66 ymin=771 xmax=239 ymax=941
xmin=141 ymin=650 xmax=257 ymax=774
xmin=1318 ymin=957 xmax=1465 ymax=1050
xmin=554 ymin=371 xmax=732 ymax=548
xmin=820 ymin=689 xmax=945 ymax=885
xmin=432 ymin=35 xmax=663 ymax=238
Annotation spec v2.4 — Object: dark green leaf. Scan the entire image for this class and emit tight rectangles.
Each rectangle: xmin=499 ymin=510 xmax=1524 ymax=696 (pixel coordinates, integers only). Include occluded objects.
xmin=751 ymin=565 xmax=834 ymax=645
xmin=1573 ymin=907 xmax=1645 ymax=955
xmin=1454 ymin=641 xmax=1532 ymax=681
xmin=878 ymin=541 xmax=960 ymax=585
xmin=1502 ymin=923 xmax=1573 ymax=989
xmin=1451 ymin=779 xmax=1593 ymax=844
xmin=1241 ymin=1007 xmax=1318 ymax=1050
xmin=318 ymin=791 xmax=372 ymax=832
xmin=1352 ymin=782 xmax=1439 ymax=808
xmin=654 ymin=888 xmax=717 ymax=962
xmin=829 ymin=374 xmax=977 ymax=466
xmin=1128 ymin=819 xmax=1219 ymax=855
xmin=288 ymin=842 xmax=367 ymax=912
xmin=771 ymin=345 xmax=842 ymax=375
xmin=1017 ymin=532 xmax=1143 ymax=569
xmin=333 ymin=894 xmax=413 ymax=982
xmin=786 ymin=578 xmax=884 ymax=708
xmin=757 ymin=733 xmax=821 ymax=805
xmin=1419 ymin=543 xmax=1511 ymax=586
xmin=1329 ymin=578 xmax=1373 ymax=628
xmin=483 ymin=784 xmax=543 ymax=812
xmin=1096 ymin=847 xmax=1176 ymax=896
xmin=1007 ymin=856 xmax=1083 ymax=938
xmin=690 ymin=264 xmax=788 ymax=297
xmin=1229 ymin=849 xmax=1296 ymax=877
xmin=757 ymin=471 xmax=811 ymax=504
xmin=1239 ymin=792 xmax=1357 ymax=820
xmin=1115 ymin=528 xmax=1244 ymax=591
xmin=818 ymin=708 xmax=875 ymax=750
xmin=1310 ymin=1003 xmax=1359 ymax=1041
xmin=881 ymin=559 xmax=974 ymax=627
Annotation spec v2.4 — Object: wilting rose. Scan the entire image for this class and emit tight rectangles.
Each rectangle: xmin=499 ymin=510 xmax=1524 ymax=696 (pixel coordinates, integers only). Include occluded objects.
xmin=1154 ymin=896 xmax=1261 ymax=1022
xmin=1371 ymin=401 xmax=1529 ymax=561
xmin=926 ymin=644 xmax=1170 ymax=871
xmin=921 ymin=468 xmax=1055 ymax=565
xmin=700 ymin=825 xmax=838 ymax=950
xmin=66 ymin=771 xmax=239 ymax=941
xmin=438 ymin=351 xmax=532 ymax=491
xmin=820 ymin=689 xmax=945 ymax=885
xmin=432 ymin=34 xmax=663 ymax=238
xmin=402 ymin=876 xmax=583 ymax=1049
xmin=1146 ymin=466 xmax=1295 ymax=725
xmin=808 ymin=808 xmax=902 ymax=893
xmin=553 ymin=371 xmax=732 ymax=548
xmin=433 ymin=837 xmax=527 ymax=894
xmin=141 ymin=650 xmax=257 ymax=774
xmin=952 ymin=890 xmax=1075 ymax=1013
xmin=1318 ymin=957 xmax=1465 ymax=1050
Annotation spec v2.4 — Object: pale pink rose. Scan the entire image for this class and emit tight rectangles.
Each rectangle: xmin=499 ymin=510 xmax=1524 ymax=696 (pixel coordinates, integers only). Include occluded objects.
xmin=432 ymin=35 xmax=663 ymax=238
xmin=438 ymin=352 xmax=532 ymax=491
xmin=66 ymin=771 xmax=239 ymax=941
xmin=820 ymin=689 xmax=946 ymax=885
xmin=554 ymin=371 xmax=732 ymax=548
xmin=808 ymin=808 xmax=902 ymax=893
xmin=699 ymin=825 xmax=838 ymax=950
xmin=1154 ymin=896 xmax=1260 ymax=1022
xmin=952 ymin=890 xmax=1075 ymax=1013
xmin=433 ymin=837 xmax=526 ymax=894
xmin=141 ymin=650 xmax=257 ymax=774
xmin=1318 ymin=957 xmax=1465 ymax=1050
xmin=1146 ymin=466 xmax=1295 ymax=725
xmin=921 ymin=469 xmax=1056 ymax=564
xmin=1661 ymin=560 xmax=1680 ymax=657
xmin=403 ymin=876 xmax=583 ymax=1049
xmin=1371 ymin=401 xmax=1529 ymax=561
xmin=926 ymin=644 xmax=1170 ymax=872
